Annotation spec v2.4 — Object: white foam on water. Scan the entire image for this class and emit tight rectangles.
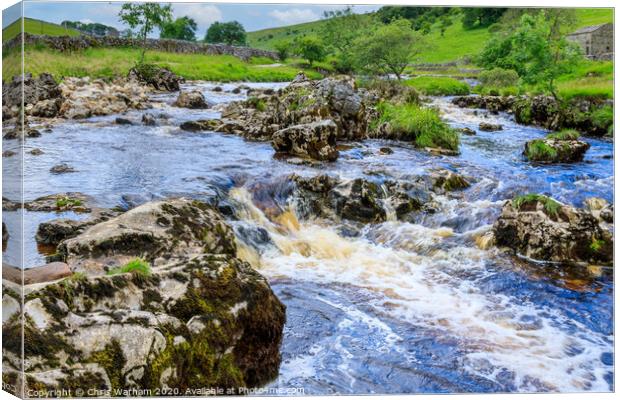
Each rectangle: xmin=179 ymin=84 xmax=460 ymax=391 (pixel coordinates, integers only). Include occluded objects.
xmin=230 ymin=187 xmax=612 ymax=392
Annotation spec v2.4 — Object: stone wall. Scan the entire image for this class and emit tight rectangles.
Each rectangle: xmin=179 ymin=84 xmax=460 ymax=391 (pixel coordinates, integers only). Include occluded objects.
xmin=3 ymin=33 xmax=279 ymax=61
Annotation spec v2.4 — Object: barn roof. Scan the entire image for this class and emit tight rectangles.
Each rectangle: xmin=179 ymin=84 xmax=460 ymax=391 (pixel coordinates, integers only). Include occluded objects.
xmin=568 ymin=23 xmax=611 ymax=36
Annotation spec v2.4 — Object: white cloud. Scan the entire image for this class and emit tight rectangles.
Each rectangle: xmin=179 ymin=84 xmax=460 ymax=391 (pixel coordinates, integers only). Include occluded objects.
xmin=79 ymin=19 xmax=94 ymax=24
xmin=268 ymin=8 xmax=320 ymax=25
xmin=172 ymin=4 xmax=222 ymax=30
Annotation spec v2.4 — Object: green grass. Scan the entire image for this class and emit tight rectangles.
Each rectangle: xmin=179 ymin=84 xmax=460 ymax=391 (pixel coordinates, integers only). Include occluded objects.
xmin=3 ymin=45 xmax=323 ymax=82
xmin=546 ymin=129 xmax=580 ymax=141
xmin=376 ymin=102 xmax=459 ymax=151
xmin=525 ymin=140 xmax=558 ymax=162
xmin=2 ymin=17 xmax=81 ymax=42
xmin=512 ymin=194 xmax=561 ymax=216
xmin=55 ymin=196 xmax=83 ymax=209
xmin=404 ymin=76 xmax=470 ymax=96
xmin=555 ymin=61 xmax=613 ymax=100
xmin=107 ymin=258 xmax=151 ymax=276
xmin=574 ymin=8 xmax=614 ymax=27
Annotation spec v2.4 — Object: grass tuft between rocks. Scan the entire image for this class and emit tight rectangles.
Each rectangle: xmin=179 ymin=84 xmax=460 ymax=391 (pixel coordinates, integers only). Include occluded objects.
xmin=107 ymin=258 xmax=151 ymax=276
xmin=376 ymin=102 xmax=459 ymax=151
xmin=546 ymin=129 xmax=580 ymax=141
xmin=512 ymin=194 xmax=561 ymax=217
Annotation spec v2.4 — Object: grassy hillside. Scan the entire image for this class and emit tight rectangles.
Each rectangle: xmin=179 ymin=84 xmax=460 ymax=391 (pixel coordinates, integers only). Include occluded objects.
xmin=248 ymin=8 xmax=613 ymax=64
xmin=2 ymin=17 xmax=81 ymax=42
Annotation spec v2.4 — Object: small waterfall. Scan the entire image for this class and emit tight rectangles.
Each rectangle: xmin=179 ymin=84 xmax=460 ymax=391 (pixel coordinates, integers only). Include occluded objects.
xmin=227 ymin=185 xmax=613 ymax=392
xmin=379 ymin=184 xmax=397 ymax=222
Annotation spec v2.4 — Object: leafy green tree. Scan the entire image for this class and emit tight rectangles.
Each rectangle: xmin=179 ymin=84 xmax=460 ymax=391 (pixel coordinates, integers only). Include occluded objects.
xmin=353 ymin=19 xmax=427 ymax=80
xmin=205 ymin=21 xmax=247 ymax=46
xmin=462 ymin=8 xmax=506 ymax=29
xmin=321 ymin=7 xmax=367 ymax=72
xmin=160 ymin=16 xmax=197 ymax=41
xmin=273 ymin=39 xmax=291 ymax=61
xmin=119 ymin=2 xmax=173 ymax=63
xmin=478 ymin=12 xmax=582 ymax=98
xmin=296 ymin=36 xmax=326 ymax=66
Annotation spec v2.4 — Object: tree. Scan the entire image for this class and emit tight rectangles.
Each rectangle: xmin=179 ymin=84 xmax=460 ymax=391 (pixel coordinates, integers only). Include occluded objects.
xmin=296 ymin=35 xmax=326 ymax=66
xmin=160 ymin=16 xmax=197 ymax=41
xmin=462 ymin=8 xmax=506 ymax=29
xmin=204 ymin=21 xmax=246 ymax=46
xmin=478 ymin=12 xmax=582 ymax=99
xmin=273 ymin=39 xmax=291 ymax=61
xmin=321 ymin=7 xmax=367 ymax=72
xmin=119 ymin=3 xmax=172 ymax=63
xmin=353 ymin=19 xmax=427 ymax=80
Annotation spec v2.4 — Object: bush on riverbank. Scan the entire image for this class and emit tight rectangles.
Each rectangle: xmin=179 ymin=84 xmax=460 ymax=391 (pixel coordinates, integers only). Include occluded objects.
xmin=376 ymin=102 xmax=459 ymax=151
xmin=3 ymin=45 xmax=323 ymax=82
xmin=404 ymin=76 xmax=470 ymax=96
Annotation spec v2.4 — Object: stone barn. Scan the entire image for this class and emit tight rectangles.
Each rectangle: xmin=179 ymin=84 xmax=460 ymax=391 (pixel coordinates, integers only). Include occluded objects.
xmin=567 ymin=23 xmax=614 ymax=60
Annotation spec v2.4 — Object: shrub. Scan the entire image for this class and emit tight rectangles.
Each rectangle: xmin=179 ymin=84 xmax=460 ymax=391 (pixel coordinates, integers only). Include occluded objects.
xmin=546 ymin=129 xmax=580 ymax=141
xmin=512 ymin=194 xmax=561 ymax=216
xmin=404 ymin=76 xmax=470 ymax=96
xmin=377 ymin=102 xmax=459 ymax=151
xmin=107 ymin=258 xmax=151 ymax=276
xmin=478 ymin=68 xmax=519 ymax=88
xmin=524 ymin=139 xmax=558 ymax=162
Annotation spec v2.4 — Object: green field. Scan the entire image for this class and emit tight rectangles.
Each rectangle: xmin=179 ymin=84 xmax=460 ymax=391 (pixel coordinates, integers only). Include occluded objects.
xmin=248 ymin=8 xmax=613 ymax=64
xmin=2 ymin=17 xmax=81 ymax=42
xmin=2 ymin=46 xmax=322 ymax=82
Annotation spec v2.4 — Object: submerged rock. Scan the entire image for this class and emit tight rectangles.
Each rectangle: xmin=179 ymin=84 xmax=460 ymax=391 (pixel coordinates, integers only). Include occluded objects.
xmin=3 ymin=198 xmax=285 ymax=393
xmin=50 ymin=163 xmax=76 ymax=174
xmin=458 ymin=127 xmax=476 ymax=136
xmin=141 ymin=112 xmax=157 ymax=126
xmin=2 ymin=150 xmax=15 ymax=157
xmin=29 ymin=148 xmax=44 ymax=155
xmin=478 ymin=122 xmax=503 ymax=132
xmin=493 ymin=195 xmax=613 ymax=264
xmin=272 ymin=120 xmax=339 ymax=161
xmin=174 ymin=90 xmax=209 ymax=109
xmin=115 ymin=117 xmax=134 ymax=125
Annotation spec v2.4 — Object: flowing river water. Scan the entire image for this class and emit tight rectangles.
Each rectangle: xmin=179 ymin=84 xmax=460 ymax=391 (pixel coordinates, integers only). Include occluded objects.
xmin=2 ymin=81 xmax=614 ymax=394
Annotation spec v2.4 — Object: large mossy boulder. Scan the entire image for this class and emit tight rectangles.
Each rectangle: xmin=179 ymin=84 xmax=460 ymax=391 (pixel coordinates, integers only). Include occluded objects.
xmin=493 ymin=194 xmax=613 ymax=264
xmin=2 ymin=198 xmax=285 ymax=394
xmin=524 ymin=130 xmax=590 ymax=163
xmin=272 ymin=120 xmax=339 ymax=161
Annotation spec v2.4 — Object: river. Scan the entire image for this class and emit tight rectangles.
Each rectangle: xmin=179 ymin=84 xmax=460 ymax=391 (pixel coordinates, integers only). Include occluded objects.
xmin=2 ymin=81 xmax=614 ymax=393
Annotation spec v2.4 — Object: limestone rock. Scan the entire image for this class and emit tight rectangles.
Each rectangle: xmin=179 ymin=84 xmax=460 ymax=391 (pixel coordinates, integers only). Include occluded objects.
xmin=173 ymin=90 xmax=209 ymax=109
xmin=128 ymin=65 xmax=183 ymax=92
xmin=493 ymin=195 xmax=613 ymax=264
xmin=479 ymin=122 xmax=503 ymax=132
xmin=272 ymin=120 xmax=339 ymax=161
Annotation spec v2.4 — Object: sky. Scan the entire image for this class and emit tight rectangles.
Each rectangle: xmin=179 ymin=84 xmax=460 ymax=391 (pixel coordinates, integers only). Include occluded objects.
xmin=3 ymin=2 xmax=381 ymax=38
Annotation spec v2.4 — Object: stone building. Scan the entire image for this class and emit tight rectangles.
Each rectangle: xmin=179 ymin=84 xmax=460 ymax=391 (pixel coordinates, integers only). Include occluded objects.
xmin=567 ymin=23 xmax=613 ymax=60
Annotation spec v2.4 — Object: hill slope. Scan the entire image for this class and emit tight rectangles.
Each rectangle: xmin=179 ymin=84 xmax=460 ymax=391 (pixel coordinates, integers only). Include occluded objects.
xmin=2 ymin=17 xmax=81 ymax=42
xmin=248 ymin=8 xmax=613 ymax=64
